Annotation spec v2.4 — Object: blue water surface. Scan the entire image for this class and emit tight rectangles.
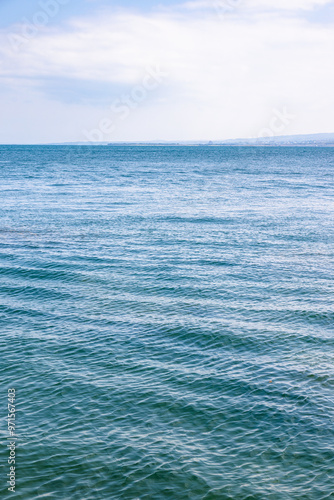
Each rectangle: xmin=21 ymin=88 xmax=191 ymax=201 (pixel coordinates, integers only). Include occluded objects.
xmin=0 ymin=145 xmax=333 ymax=499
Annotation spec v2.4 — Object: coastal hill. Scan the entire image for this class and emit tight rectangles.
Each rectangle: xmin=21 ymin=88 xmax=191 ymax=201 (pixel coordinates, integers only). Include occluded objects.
xmin=215 ymin=133 xmax=334 ymax=147
xmin=50 ymin=133 xmax=334 ymax=146
xmin=106 ymin=133 xmax=334 ymax=146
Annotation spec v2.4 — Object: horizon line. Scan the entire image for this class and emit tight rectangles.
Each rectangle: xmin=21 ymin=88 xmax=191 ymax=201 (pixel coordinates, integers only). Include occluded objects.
xmin=1 ymin=132 xmax=334 ymax=146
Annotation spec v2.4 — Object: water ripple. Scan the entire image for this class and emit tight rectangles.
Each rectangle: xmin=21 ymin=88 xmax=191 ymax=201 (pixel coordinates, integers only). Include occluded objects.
xmin=0 ymin=146 xmax=333 ymax=499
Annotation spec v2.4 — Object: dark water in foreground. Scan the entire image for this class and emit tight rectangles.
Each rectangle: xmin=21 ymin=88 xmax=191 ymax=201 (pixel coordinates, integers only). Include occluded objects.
xmin=0 ymin=145 xmax=333 ymax=499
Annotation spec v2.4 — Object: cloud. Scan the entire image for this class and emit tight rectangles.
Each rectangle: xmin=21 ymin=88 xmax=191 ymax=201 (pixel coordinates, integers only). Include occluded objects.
xmin=246 ymin=0 xmax=331 ymax=10
xmin=0 ymin=2 xmax=333 ymax=142
xmin=181 ymin=0 xmax=332 ymax=11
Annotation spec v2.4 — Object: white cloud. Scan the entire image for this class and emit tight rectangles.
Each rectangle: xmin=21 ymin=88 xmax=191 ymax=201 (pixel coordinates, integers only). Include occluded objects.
xmin=0 ymin=3 xmax=333 ymax=142
xmin=246 ymin=0 xmax=331 ymax=10
xmin=182 ymin=0 xmax=331 ymax=11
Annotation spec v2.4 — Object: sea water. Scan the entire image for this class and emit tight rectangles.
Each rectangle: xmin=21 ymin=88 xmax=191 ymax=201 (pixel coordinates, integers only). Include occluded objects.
xmin=0 ymin=145 xmax=333 ymax=499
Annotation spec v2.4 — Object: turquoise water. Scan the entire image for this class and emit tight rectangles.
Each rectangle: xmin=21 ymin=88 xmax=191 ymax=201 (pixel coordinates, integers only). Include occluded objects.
xmin=0 ymin=145 xmax=333 ymax=499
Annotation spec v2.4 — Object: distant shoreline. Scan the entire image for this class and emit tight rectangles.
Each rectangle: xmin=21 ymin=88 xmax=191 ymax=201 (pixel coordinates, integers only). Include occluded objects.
xmin=1 ymin=143 xmax=334 ymax=147
xmin=110 ymin=143 xmax=334 ymax=147
xmin=1 ymin=132 xmax=334 ymax=148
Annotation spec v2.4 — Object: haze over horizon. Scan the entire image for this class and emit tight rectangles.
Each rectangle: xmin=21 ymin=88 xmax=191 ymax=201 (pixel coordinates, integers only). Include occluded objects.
xmin=0 ymin=0 xmax=333 ymax=144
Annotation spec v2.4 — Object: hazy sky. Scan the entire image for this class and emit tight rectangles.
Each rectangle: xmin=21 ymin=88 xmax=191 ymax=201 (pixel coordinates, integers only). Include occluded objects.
xmin=0 ymin=0 xmax=333 ymax=143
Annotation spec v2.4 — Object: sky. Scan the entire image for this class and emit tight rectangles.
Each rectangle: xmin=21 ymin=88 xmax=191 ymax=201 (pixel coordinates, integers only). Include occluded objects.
xmin=0 ymin=0 xmax=333 ymax=143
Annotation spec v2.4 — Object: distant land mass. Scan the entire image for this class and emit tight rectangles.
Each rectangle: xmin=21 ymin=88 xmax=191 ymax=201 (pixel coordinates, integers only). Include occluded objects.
xmin=214 ymin=132 xmax=334 ymax=147
xmin=49 ymin=133 xmax=334 ymax=147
